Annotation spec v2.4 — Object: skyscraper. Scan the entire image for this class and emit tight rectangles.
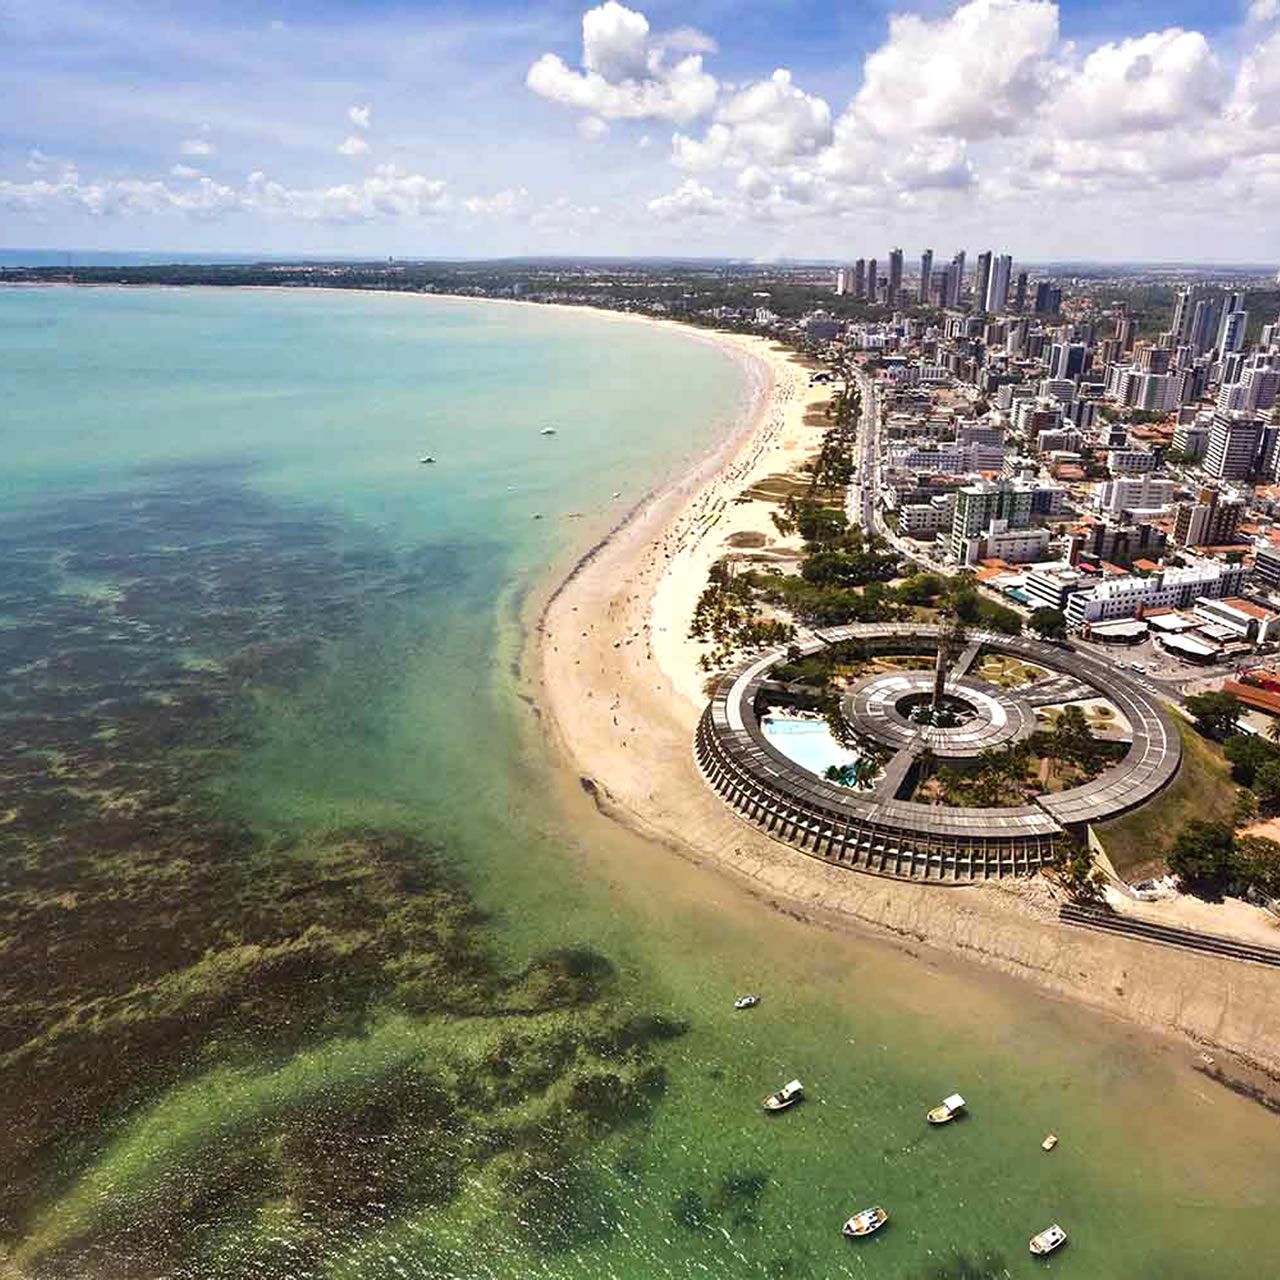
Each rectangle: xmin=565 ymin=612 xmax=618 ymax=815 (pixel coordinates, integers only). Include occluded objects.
xmin=986 ymin=253 xmax=1012 ymax=314
xmin=949 ymin=251 xmax=965 ymax=306
xmin=1170 ymin=287 xmax=1194 ymax=345
xmin=853 ymin=258 xmax=867 ymax=300
xmin=1013 ymin=271 xmax=1028 ymax=312
xmin=919 ymin=249 xmax=933 ymax=303
xmin=1218 ymin=309 xmax=1249 ymax=360
xmin=867 ymin=257 xmax=878 ymax=304
xmin=1204 ymin=411 xmax=1261 ymax=480
xmin=887 ymin=247 xmax=903 ymax=305
xmin=1189 ymin=296 xmax=1223 ymax=356
xmin=973 ymin=251 xmax=993 ymax=313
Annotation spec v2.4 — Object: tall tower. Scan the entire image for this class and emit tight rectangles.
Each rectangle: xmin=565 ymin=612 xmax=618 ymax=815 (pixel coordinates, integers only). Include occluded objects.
xmin=888 ymin=247 xmax=904 ymax=306
xmin=919 ymin=249 xmax=933 ymax=304
xmin=986 ymin=254 xmax=1012 ymax=314
xmin=974 ymin=251 xmax=993 ymax=314
xmin=1013 ymin=271 xmax=1028 ymax=312
xmin=868 ymin=257 xmax=879 ymax=303
xmin=949 ymin=251 xmax=965 ymax=306
xmin=853 ymin=258 xmax=867 ymax=300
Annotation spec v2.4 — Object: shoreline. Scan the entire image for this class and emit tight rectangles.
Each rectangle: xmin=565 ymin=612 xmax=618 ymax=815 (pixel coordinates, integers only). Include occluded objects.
xmin=532 ymin=319 xmax=1280 ymax=1081
xmin=22 ymin=280 xmax=1280 ymax=1078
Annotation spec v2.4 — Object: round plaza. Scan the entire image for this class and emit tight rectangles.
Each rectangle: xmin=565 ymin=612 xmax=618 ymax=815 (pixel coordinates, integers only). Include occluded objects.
xmin=695 ymin=622 xmax=1183 ymax=882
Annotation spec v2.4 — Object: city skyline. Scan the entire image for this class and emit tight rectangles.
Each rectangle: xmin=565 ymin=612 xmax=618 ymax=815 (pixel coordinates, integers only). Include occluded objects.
xmin=3 ymin=0 xmax=1280 ymax=260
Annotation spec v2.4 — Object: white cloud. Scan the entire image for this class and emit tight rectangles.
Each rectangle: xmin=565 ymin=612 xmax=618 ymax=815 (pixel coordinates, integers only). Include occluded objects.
xmin=0 ymin=164 xmax=450 ymax=224
xmin=889 ymin=137 xmax=976 ymax=190
xmin=179 ymin=138 xmax=215 ymax=156
xmin=463 ymin=187 xmax=528 ymax=216
xmin=578 ymin=115 xmax=610 ymax=141
xmin=680 ymin=69 xmax=833 ymax=169
xmin=1050 ymin=29 xmax=1225 ymax=137
xmin=348 ymin=104 xmax=372 ymax=130
xmin=1232 ymin=30 xmax=1280 ymax=127
xmin=647 ymin=177 xmax=728 ymax=219
xmin=527 ymin=2 xmax=718 ymax=123
xmin=854 ymin=0 xmax=1059 ymax=139
xmin=170 ymin=163 xmax=203 ymax=179
xmin=1249 ymin=0 xmax=1280 ymax=23
xmin=337 ymin=134 xmax=370 ymax=156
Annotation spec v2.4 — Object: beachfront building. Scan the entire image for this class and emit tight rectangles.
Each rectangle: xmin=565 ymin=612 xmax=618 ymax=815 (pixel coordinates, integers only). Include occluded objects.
xmin=1063 ymin=557 xmax=1247 ymax=626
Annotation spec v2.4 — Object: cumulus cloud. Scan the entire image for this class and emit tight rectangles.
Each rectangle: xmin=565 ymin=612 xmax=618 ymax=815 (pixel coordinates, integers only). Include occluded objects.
xmin=527 ymin=1 xmax=718 ymax=124
xmin=1050 ymin=29 xmax=1225 ymax=137
xmin=578 ymin=115 xmax=610 ymax=141
xmin=674 ymin=69 xmax=832 ymax=171
xmin=647 ymin=177 xmax=729 ymax=219
xmin=348 ymin=104 xmax=372 ymax=130
xmin=1231 ymin=30 xmax=1280 ymax=127
xmin=1249 ymin=0 xmax=1280 ymax=22
xmin=0 ymin=164 xmax=450 ymax=223
xmin=854 ymin=0 xmax=1059 ymax=139
xmin=463 ymin=187 xmax=529 ymax=216
xmin=170 ymin=163 xmax=203 ymax=179
xmin=179 ymin=137 xmax=216 ymax=156
xmin=337 ymin=134 xmax=370 ymax=156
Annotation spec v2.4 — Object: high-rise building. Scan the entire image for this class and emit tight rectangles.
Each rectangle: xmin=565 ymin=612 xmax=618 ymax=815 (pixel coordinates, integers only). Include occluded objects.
xmin=1173 ymin=488 xmax=1245 ymax=548
xmin=1189 ymin=296 xmax=1224 ymax=356
xmin=1013 ymin=271 xmax=1028 ymax=312
xmin=1204 ymin=410 xmax=1261 ymax=480
xmin=1170 ymin=287 xmax=1194 ymax=345
xmin=1033 ymin=281 xmax=1061 ymax=315
xmin=867 ymin=257 xmax=878 ymax=304
xmin=986 ymin=253 xmax=1012 ymax=314
xmin=888 ymin=247 xmax=903 ymax=305
xmin=973 ymin=251 xmax=993 ymax=313
xmin=919 ymin=249 xmax=933 ymax=304
xmin=853 ymin=258 xmax=867 ymax=300
xmin=1218 ymin=309 xmax=1249 ymax=360
xmin=834 ymin=268 xmax=848 ymax=296
xmin=949 ymin=251 xmax=965 ymax=306
xmin=1114 ymin=314 xmax=1136 ymax=352
xmin=1047 ymin=342 xmax=1089 ymax=380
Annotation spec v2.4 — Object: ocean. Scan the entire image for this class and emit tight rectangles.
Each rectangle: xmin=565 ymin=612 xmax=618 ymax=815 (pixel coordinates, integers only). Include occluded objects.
xmin=2 ymin=285 xmax=1278 ymax=1279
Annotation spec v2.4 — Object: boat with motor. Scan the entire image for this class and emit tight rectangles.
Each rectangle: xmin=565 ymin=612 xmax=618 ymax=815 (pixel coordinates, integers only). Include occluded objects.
xmin=1041 ymin=1133 xmax=1058 ymax=1151
xmin=733 ymin=994 xmax=760 ymax=1010
xmin=762 ymin=1079 xmax=803 ymax=1112
xmin=927 ymin=1093 xmax=966 ymax=1125
xmin=419 ymin=455 xmax=436 ymax=464
xmin=1029 ymin=1224 xmax=1067 ymax=1256
xmin=842 ymin=1207 xmax=888 ymax=1239
xmin=540 ymin=426 xmax=557 ymax=435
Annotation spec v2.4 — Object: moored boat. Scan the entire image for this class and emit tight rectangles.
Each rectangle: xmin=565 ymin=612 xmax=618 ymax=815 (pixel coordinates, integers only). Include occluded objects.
xmin=842 ymin=1206 xmax=888 ymax=1239
xmin=1029 ymin=1223 xmax=1067 ymax=1256
xmin=733 ymin=994 xmax=760 ymax=1010
xmin=927 ymin=1093 xmax=966 ymax=1125
xmin=1041 ymin=1133 xmax=1058 ymax=1151
xmin=540 ymin=426 xmax=557 ymax=435
xmin=419 ymin=455 xmax=436 ymax=464
xmin=762 ymin=1079 xmax=803 ymax=1111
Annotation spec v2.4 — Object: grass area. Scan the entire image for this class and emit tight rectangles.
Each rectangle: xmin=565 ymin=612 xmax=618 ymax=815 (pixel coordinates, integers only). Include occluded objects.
xmin=977 ymin=655 xmax=1048 ymax=689
xmin=1094 ymin=719 xmax=1238 ymax=880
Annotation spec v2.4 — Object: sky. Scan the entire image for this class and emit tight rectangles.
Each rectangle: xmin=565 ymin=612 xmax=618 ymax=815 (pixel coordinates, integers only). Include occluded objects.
xmin=2 ymin=0 xmax=1280 ymax=262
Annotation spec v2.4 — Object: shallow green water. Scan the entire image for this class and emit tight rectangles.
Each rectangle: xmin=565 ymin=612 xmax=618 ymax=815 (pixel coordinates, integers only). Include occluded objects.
xmin=2 ymin=286 xmax=1278 ymax=1279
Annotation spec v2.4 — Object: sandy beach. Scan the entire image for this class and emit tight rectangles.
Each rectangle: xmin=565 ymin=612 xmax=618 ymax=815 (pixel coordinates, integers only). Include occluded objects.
xmin=536 ymin=323 xmax=1280 ymax=1080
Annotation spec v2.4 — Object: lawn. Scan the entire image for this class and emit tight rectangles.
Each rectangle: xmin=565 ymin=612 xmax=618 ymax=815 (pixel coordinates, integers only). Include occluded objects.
xmin=1094 ymin=718 xmax=1238 ymax=880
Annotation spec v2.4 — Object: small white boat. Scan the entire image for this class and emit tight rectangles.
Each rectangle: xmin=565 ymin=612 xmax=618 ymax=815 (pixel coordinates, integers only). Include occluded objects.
xmin=762 ymin=1079 xmax=803 ymax=1112
xmin=419 ymin=455 xmax=436 ymax=464
xmin=733 ymin=994 xmax=760 ymax=1010
xmin=1029 ymin=1224 xmax=1067 ymax=1256
xmin=927 ymin=1093 xmax=966 ymax=1125
xmin=540 ymin=426 xmax=557 ymax=435
xmin=1041 ymin=1133 xmax=1058 ymax=1152
xmin=842 ymin=1206 xmax=888 ymax=1239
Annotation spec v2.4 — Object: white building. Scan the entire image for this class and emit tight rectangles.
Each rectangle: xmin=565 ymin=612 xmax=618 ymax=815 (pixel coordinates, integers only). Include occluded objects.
xmin=1065 ymin=558 xmax=1248 ymax=626
xmin=1096 ymin=475 xmax=1179 ymax=517
xmin=1204 ymin=410 xmax=1261 ymax=481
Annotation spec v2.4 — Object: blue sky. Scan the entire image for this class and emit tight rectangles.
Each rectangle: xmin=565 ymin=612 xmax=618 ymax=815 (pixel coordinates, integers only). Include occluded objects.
xmin=3 ymin=0 xmax=1279 ymax=260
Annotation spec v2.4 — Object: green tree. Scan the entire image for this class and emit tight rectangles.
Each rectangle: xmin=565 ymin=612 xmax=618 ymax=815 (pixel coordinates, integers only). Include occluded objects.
xmin=1234 ymin=836 xmax=1280 ymax=898
xmin=1185 ymin=691 xmax=1242 ymax=741
xmin=1029 ymin=606 xmax=1067 ymax=641
xmin=1167 ymin=819 xmax=1236 ymax=894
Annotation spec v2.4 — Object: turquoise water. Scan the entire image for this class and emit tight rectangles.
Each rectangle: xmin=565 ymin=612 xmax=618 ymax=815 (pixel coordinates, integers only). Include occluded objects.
xmin=3 ymin=286 xmax=1280 ymax=1280
xmin=761 ymin=711 xmax=864 ymax=777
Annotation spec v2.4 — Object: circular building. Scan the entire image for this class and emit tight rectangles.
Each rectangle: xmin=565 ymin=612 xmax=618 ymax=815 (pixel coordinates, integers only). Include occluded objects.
xmin=695 ymin=623 xmax=1182 ymax=883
